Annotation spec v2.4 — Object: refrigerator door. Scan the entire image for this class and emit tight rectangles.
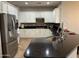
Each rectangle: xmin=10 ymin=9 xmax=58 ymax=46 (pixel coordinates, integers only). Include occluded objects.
xmin=0 ymin=32 xmax=2 ymax=58
xmin=8 ymin=15 xmax=17 ymax=43
xmin=0 ymin=13 xmax=18 ymax=58
xmin=0 ymin=14 xmax=2 ymax=58
xmin=7 ymin=40 xmax=18 ymax=57
xmin=6 ymin=14 xmax=18 ymax=57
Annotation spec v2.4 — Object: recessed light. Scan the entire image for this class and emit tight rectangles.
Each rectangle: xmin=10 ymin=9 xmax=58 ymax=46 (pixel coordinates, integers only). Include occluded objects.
xmin=47 ymin=2 xmax=50 ymax=5
xmin=25 ymin=2 xmax=28 ymax=5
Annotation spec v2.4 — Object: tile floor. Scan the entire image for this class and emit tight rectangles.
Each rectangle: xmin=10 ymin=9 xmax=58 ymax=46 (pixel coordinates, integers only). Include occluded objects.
xmin=14 ymin=37 xmax=53 ymax=58
xmin=15 ymin=38 xmax=32 ymax=58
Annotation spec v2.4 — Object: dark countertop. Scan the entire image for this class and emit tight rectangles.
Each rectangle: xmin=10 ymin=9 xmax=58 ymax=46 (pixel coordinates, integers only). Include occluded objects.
xmin=19 ymin=23 xmax=60 ymax=29
xmin=24 ymin=33 xmax=79 ymax=58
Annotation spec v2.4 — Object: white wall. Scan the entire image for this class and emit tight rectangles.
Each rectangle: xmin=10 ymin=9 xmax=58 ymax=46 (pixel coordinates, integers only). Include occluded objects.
xmin=61 ymin=2 xmax=79 ymax=34
xmin=67 ymin=46 xmax=77 ymax=58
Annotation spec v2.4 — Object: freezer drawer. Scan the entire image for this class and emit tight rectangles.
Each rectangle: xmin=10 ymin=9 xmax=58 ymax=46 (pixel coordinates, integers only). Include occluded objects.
xmin=6 ymin=40 xmax=18 ymax=58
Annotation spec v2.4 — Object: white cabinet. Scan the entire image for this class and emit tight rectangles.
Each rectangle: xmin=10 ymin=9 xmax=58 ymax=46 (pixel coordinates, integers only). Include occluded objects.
xmin=0 ymin=1 xmax=1 ymax=11
xmin=52 ymin=8 xmax=60 ymax=23
xmin=7 ymin=4 xmax=14 ymax=14
xmin=19 ymin=11 xmax=55 ymax=23
xmin=35 ymin=11 xmax=41 ymax=18
xmin=7 ymin=3 xmax=19 ymax=19
xmin=0 ymin=2 xmax=19 ymax=19
xmin=19 ymin=29 xmax=52 ymax=38
xmin=0 ymin=9 xmax=1 ymax=13
xmin=41 ymin=11 xmax=54 ymax=23
xmin=19 ymin=12 xmax=26 ymax=23
xmin=19 ymin=29 xmax=25 ymax=38
xmin=13 ymin=7 xmax=19 ymax=19
xmin=0 ymin=1 xmax=19 ymax=19
xmin=30 ymin=12 xmax=36 ymax=23
xmin=0 ymin=4 xmax=1 ymax=13
xmin=19 ymin=12 xmax=36 ymax=23
xmin=35 ymin=11 xmax=55 ymax=23
xmin=1 ymin=2 xmax=7 ymax=13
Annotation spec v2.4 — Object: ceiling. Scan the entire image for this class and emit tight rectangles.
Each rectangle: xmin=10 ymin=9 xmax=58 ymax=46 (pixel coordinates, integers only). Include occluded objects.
xmin=8 ymin=1 xmax=61 ymax=8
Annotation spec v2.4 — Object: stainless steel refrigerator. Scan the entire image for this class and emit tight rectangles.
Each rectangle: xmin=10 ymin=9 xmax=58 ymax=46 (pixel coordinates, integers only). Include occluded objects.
xmin=0 ymin=15 xmax=2 ymax=58
xmin=0 ymin=32 xmax=2 ymax=58
xmin=0 ymin=13 xmax=18 ymax=58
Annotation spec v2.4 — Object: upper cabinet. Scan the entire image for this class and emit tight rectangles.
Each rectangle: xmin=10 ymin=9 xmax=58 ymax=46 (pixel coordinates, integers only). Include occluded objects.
xmin=7 ymin=3 xmax=14 ymax=14
xmin=19 ymin=11 xmax=56 ymax=23
xmin=7 ymin=3 xmax=19 ymax=19
xmin=0 ymin=1 xmax=1 ymax=10
xmin=0 ymin=1 xmax=19 ymax=19
xmin=19 ymin=12 xmax=36 ymax=23
xmin=41 ymin=11 xmax=54 ymax=23
xmin=1 ymin=2 xmax=8 ymax=13
xmin=0 ymin=1 xmax=1 ymax=13
xmin=52 ymin=7 xmax=60 ymax=23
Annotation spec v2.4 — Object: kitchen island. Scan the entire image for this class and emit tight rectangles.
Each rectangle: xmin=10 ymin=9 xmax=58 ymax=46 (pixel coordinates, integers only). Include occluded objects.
xmin=24 ymin=32 xmax=79 ymax=58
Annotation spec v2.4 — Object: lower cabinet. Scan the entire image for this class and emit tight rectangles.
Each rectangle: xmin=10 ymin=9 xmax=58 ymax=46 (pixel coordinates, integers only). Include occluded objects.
xmin=19 ymin=29 xmax=52 ymax=38
xmin=0 ymin=9 xmax=1 ymax=13
xmin=19 ymin=29 xmax=25 ymax=38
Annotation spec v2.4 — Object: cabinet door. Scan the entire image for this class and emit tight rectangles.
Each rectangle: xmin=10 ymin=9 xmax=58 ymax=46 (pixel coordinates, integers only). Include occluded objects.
xmin=19 ymin=29 xmax=25 ymax=38
xmin=0 ymin=1 xmax=1 ymax=11
xmin=35 ymin=11 xmax=42 ymax=18
xmin=7 ymin=3 xmax=19 ymax=19
xmin=0 ymin=10 xmax=1 ymax=13
xmin=2 ymin=2 xmax=7 ymax=13
xmin=19 ymin=12 xmax=26 ymax=23
xmin=41 ymin=11 xmax=54 ymax=23
xmin=7 ymin=4 xmax=14 ymax=14
xmin=0 ymin=4 xmax=1 ymax=13
xmin=52 ymin=8 xmax=60 ymax=23
xmin=55 ymin=8 xmax=60 ymax=23
xmin=14 ymin=7 xmax=19 ymax=19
